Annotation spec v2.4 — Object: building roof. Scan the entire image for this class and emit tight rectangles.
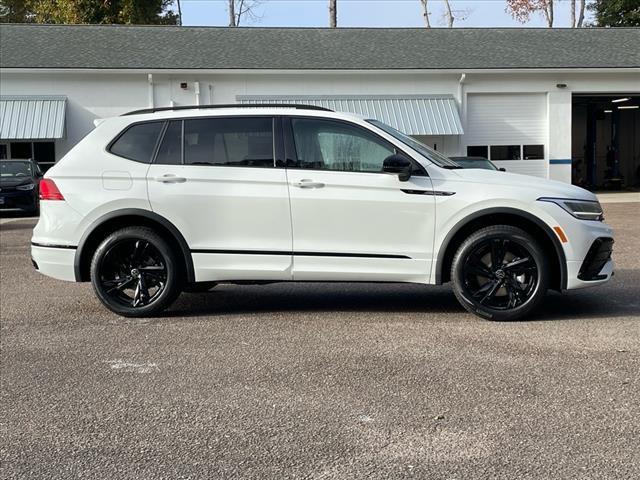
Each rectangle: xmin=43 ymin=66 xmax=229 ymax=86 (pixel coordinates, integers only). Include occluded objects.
xmin=1 ymin=24 xmax=639 ymax=71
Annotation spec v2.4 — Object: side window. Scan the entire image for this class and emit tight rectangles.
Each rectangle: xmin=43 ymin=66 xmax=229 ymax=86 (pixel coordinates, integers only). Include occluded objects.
xmin=109 ymin=122 xmax=164 ymax=163
xmin=183 ymin=117 xmax=274 ymax=167
xmin=291 ymin=118 xmax=394 ymax=173
xmin=156 ymin=120 xmax=183 ymax=165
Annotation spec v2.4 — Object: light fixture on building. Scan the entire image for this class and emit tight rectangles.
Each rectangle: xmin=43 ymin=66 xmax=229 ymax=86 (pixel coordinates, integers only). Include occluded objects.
xmin=618 ymin=105 xmax=639 ymax=110
xmin=556 ymin=83 xmax=567 ymax=89
xmin=180 ymin=82 xmax=188 ymax=89
xmin=612 ymin=97 xmax=630 ymax=103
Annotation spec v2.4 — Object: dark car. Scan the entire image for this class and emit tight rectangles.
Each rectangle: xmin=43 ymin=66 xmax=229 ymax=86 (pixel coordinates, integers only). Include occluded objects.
xmin=0 ymin=159 xmax=42 ymax=214
xmin=450 ymin=156 xmax=506 ymax=172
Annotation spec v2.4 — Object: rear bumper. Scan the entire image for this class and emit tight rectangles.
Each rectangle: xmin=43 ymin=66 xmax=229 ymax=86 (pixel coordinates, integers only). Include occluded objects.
xmin=31 ymin=244 xmax=77 ymax=281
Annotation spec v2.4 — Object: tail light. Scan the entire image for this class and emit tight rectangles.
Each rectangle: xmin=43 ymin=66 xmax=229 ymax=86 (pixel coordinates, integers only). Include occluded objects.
xmin=39 ymin=178 xmax=65 ymax=201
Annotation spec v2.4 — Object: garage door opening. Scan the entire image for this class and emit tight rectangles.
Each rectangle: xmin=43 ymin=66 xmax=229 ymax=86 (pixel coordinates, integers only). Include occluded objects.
xmin=572 ymin=94 xmax=640 ymax=190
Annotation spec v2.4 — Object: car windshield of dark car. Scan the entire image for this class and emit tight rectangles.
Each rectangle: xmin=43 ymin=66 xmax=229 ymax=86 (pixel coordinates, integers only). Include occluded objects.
xmin=366 ymin=119 xmax=461 ymax=169
xmin=0 ymin=161 xmax=33 ymax=178
xmin=453 ymin=159 xmax=497 ymax=171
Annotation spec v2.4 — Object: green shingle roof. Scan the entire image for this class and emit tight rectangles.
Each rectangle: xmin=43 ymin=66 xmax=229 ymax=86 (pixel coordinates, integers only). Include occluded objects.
xmin=1 ymin=24 xmax=639 ymax=70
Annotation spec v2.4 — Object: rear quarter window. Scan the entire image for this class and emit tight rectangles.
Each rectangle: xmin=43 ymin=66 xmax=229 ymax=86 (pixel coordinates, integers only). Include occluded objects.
xmin=109 ymin=122 xmax=164 ymax=163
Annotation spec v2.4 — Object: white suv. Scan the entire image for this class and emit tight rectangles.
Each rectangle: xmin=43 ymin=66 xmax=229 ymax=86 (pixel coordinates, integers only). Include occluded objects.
xmin=32 ymin=105 xmax=614 ymax=320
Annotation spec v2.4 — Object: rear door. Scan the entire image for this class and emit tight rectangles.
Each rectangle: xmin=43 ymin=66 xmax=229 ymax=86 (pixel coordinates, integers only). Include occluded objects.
xmin=284 ymin=117 xmax=436 ymax=283
xmin=146 ymin=116 xmax=293 ymax=282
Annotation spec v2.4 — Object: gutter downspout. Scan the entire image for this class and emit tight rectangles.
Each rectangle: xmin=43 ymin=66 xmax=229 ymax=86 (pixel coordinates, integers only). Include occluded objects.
xmin=147 ymin=74 xmax=154 ymax=108
xmin=458 ymin=73 xmax=467 ymax=156
xmin=195 ymin=81 xmax=201 ymax=105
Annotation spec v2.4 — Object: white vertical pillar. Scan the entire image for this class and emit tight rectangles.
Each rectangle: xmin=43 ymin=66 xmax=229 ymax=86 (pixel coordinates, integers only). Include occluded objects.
xmin=547 ymin=90 xmax=573 ymax=183
xmin=147 ymin=74 xmax=154 ymax=108
xmin=194 ymin=81 xmax=201 ymax=105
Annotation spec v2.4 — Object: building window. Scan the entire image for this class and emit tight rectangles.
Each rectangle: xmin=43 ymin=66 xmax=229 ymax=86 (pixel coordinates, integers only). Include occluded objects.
xmin=7 ymin=141 xmax=56 ymax=172
xmin=466 ymin=146 xmax=489 ymax=159
xmin=523 ymin=144 xmax=545 ymax=160
xmin=9 ymin=142 xmax=32 ymax=159
xmin=491 ymin=145 xmax=521 ymax=161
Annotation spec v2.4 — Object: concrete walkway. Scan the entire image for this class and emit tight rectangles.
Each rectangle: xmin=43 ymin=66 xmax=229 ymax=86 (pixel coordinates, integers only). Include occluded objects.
xmin=597 ymin=192 xmax=640 ymax=203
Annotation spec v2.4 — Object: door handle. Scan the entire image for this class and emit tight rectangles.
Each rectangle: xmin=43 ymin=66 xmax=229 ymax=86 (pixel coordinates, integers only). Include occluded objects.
xmin=154 ymin=174 xmax=187 ymax=184
xmin=293 ymin=179 xmax=325 ymax=189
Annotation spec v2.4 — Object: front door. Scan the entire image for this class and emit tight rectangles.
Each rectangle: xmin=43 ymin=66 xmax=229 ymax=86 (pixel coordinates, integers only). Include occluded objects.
xmin=284 ymin=117 xmax=436 ymax=283
xmin=146 ymin=116 xmax=293 ymax=282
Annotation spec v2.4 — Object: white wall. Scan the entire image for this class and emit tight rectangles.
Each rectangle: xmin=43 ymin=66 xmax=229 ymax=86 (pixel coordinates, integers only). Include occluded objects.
xmin=1 ymin=69 xmax=638 ymax=183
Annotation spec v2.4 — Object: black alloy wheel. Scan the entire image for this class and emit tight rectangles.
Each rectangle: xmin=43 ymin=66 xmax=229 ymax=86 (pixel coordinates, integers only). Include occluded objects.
xmin=451 ymin=225 xmax=549 ymax=321
xmin=91 ymin=227 xmax=182 ymax=317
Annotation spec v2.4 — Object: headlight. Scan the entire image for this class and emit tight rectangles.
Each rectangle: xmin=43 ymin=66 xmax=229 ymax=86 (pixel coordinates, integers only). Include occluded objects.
xmin=538 ymin=197 xmax=604 ymax=221
xmin=16 ymin=183 xmax=36 ymax=191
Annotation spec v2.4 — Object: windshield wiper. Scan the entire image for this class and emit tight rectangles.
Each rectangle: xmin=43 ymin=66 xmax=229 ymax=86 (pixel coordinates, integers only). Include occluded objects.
xmin=441 ymin=165 xmax=463 ymax=169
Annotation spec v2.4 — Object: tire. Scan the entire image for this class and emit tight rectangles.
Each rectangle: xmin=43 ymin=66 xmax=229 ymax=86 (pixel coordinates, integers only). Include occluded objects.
xmin=451 ymin=225 xmax=549 ymax=321
xmin=90 ymin=226 xmax=183 ymax=317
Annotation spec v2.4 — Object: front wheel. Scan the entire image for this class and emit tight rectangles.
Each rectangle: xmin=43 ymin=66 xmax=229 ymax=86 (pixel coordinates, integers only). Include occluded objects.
xmin=90 ymin=227 xmax=182 ymax=317
xmin=451 ymin=225 xmax=549 ymax=321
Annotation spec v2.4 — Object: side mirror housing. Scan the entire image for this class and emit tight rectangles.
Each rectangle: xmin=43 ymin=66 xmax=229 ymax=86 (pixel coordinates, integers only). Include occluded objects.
xmin=499 ymin=167 xmax=506 ymax=172
xmin=382 ymin=154 xmax=412 ymax=182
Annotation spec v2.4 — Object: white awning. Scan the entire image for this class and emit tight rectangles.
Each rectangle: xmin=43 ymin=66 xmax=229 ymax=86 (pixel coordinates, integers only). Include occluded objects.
xmin=0 ymin=96 xmax=67 ymax=139
xmin=237 ymin=95 xmax=463 ymax=135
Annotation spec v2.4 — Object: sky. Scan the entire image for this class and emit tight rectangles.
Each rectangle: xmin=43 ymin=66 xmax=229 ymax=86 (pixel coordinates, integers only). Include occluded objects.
xmin=179 ymin=0 xmax=595 ymax=28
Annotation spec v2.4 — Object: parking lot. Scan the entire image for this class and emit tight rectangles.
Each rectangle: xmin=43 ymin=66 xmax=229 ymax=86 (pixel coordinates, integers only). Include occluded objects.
xmin=1 ymin=203 xmax=639 ymax=479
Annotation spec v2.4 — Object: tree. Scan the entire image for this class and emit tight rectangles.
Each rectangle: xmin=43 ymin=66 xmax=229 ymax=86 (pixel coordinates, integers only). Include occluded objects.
xmin=24 ymin=0 xmax=178 ymax=24
xmin=329 ymin=0 xmax=337 ymax=28
xmin=577 ymin=0 xmax=585 ymax=27
xmin=419 ymin=0 xmax=430 ymax=27
xmin=506 ymin=0 xmax=555 ymax=27
xmin=0 ymin=0 xmax=32 ymax=22
xmin=570 ymin=0 xmax=586 ymax=27
xmin=443 ymin=0 xmax=454 ymax=27
xmin=227 ymin=0 xmax=261 ymax=27
xmin=589 ymin=0 xmax=640 ymax=27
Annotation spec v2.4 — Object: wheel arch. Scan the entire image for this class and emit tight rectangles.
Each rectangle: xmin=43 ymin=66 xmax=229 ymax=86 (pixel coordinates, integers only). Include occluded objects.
xmin=74 ymin=208 xmax=195 ymax=283
xmin=435 ymin=207 xmax=567 ymax=291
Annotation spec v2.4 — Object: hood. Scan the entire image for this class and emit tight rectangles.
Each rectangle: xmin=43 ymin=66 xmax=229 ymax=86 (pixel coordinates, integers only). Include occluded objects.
xmin=450 ymin=168 xmax=597 ymax=201
xmin=0 ymin=176 xmax=37 ymax=188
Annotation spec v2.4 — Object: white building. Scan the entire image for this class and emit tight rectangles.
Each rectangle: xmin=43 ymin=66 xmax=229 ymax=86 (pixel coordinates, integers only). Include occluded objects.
xmin=1 ymin=24 xmax=638 ymax=187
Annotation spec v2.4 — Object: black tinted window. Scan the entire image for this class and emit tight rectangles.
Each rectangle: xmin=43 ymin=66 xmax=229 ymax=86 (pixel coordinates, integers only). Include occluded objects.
xmin=491 ymin=145 xmax=521 ymax=161
xmin=183 ymin=117 xmax=273 ymax=167
xmin=110 ymin=122 xmax=163 ymax=163
xmin=291 ymin=118 xmax=394 ymax=172
xmin=156 ymin=120 xmax=182 ymax=165
xmin=523 ymin=145 xmax=544 ymax=160
xmin=467 ymin=146 xmax=488 ymax=159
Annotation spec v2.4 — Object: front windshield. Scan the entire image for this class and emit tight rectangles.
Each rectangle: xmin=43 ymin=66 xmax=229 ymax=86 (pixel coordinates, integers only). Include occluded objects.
xmin=0 ymin=161 xmax=33 ymax=178
xmin=453 ymin=159 xmax=497 ymax=171
xmin=367 ymin=119 xmax=461 ymax=168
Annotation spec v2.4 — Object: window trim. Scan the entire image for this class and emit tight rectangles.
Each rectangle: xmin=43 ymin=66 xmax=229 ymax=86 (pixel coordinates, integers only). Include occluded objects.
xmin=107 ymin=119 xmax=167 ymax=164
xmin=283 ymin=116 xmax=427 ymax=177
xmin=150 ymin=115 xmax=277 ymax=168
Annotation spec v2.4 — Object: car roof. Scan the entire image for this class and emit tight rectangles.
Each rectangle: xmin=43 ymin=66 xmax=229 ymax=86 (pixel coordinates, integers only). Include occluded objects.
xmin=114 ymin=105 xmax=369 ymax=125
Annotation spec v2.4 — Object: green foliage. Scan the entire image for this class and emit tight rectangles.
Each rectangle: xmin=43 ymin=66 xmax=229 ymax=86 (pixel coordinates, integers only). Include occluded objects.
xmin=0 ymin=0 xmax=31 ymax=22
xmin=0 ymin=0 xmax=178 ymax=24
xmin=589 ymin=0 xmax=640 ymax=27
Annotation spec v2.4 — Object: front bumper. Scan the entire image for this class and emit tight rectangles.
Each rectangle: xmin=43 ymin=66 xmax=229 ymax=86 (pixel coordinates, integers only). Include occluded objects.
xmin=0 ymin=190 xmax=37 ymax=211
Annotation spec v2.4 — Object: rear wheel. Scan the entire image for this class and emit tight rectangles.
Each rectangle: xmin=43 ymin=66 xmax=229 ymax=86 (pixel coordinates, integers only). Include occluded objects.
xmin=90 ymin=227 xmax=182 ymax=317
xmin=451 ymin=225 xmax=549 ymax=321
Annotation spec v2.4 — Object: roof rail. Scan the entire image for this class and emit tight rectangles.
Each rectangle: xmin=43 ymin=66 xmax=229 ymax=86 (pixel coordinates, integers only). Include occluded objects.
xmin=122 ymin=103 xmax=333 ymax=116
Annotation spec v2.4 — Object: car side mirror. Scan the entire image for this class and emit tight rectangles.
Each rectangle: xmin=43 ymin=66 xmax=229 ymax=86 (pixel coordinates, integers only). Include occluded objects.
xmin=499 ymin=168 xmax=506 ymax=172
xmin=382 ymin=154 xmax=412 ymax=182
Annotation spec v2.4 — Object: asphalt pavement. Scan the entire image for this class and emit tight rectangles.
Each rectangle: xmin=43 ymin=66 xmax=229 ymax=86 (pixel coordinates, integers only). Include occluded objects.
xmin=1 ymin=204 xmax=639 ymax=479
